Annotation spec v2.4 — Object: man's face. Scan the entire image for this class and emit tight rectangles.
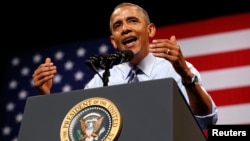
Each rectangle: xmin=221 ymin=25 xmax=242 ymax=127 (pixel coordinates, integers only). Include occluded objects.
xmin=110 ymin=6 xmax=155 ymax=61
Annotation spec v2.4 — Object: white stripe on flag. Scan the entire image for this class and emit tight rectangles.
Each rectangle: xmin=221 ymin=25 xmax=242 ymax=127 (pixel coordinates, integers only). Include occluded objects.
xmin=217 ymin=103 xmax=250 ymax=124
xmin=179 ymin=29 xmax=250 ymax=57
xmin=201 ymin=65 xmax=250 ymax=91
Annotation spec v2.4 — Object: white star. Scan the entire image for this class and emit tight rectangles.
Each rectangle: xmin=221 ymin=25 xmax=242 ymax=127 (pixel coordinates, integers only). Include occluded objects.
xmin=77 ymin=47 xmax=86 ymax=57
xmin=2 ymin=126 xmax=11 ymax=136
xmin=11 ymin=57 xmax=20 ymax=67
xmin=62 ymin=84 xmax=72 ymax=92
xmin=6 ymin=102 xmax=15 ymax=112
xmin=74 ymin=70 xmax=84 ymax=81
xmin=33 ymin=53 xmax=42 ymax=63
xmin=16 ymin=113 xmax=23 ymax=123
xmin=30 ymin=78 xmax=35 ymax=86
xmin=54 ymin=50 xmax=64 ymax=60
xmin=9 ymin=80 xmax=18 ymax=89
xmin=53 ymin=74 xmax=62 ymax=84
xmin=20 ymin=67 xmax=30 ymax=76
xmin=64 ymin=60 xmax=74 ymax=70
xmin=19 ymin=90 xmax=28 ymax=100
xmin=99 ymin=43 xmax=109 ymax=53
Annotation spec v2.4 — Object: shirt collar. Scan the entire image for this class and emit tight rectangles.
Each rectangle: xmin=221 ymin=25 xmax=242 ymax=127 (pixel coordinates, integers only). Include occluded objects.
xmin=137 ymin=53 xmax=155 ymax=77
xmin=118 ymin=53 xmax=156 ymax=78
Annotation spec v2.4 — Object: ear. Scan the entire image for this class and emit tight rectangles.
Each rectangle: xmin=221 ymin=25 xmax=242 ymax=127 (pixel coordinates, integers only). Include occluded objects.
xmin=148 ymin=23 xmax=156 ymax=38
xmin=110 ymin=35 xmax=118 ymax=49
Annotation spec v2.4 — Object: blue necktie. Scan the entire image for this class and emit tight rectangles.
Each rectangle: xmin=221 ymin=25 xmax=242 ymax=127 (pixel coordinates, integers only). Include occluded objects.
xmin=128 ymin=67 xmax=139 ymax=83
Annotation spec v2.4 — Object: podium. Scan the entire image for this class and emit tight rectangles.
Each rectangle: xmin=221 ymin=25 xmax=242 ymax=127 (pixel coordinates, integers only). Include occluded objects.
xmin=18 ymin=78 xmax=207 ymax=141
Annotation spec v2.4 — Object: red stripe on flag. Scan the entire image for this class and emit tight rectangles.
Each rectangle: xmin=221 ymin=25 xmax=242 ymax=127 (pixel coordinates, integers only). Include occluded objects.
xmin=209 ymin=86 xmax=250 ymax=106
xmin=186 ymin=48 xmax=250 ymax=71
xmin=203 ymin=129 xmax=208 ymax=139
xmin=154 ymin=12 xmax=250 ymax=39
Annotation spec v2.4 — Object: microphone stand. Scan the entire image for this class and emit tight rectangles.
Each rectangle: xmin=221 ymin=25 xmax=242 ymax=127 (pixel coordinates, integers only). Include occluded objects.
xmin=102 ymin=59 xmax=113 ymax=86
xmin=102 ymin=67 xmax=110 ymax=86
xmin=86 ymin=57 xmax=112 ymax=87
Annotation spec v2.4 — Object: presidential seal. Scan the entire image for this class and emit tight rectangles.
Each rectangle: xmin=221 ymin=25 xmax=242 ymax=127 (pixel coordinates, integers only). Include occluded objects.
xmin=60 ymin=97 xmax=122 ymax=141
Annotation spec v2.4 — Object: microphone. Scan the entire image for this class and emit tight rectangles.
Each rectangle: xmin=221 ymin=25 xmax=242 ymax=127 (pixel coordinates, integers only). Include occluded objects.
xmin=106 ymin=50 xmax=134 ymax=67
xmin=85 ymin=54 xmax=108 ymax=70
xmin=85 ymin=50 xmax=134 ymax=71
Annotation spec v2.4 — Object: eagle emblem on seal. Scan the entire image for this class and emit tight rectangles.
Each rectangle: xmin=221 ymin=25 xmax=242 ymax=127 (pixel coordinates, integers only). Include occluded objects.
xmin=79 ymin=115 xmax=105 ymax=141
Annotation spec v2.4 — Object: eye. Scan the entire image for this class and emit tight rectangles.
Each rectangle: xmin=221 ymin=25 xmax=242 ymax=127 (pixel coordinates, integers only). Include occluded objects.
xmin=113 ymin=21 xmax=122 ymax=30
xmin=129 ymin=19 xmax=137 ymax=23
xmin=113 ymin=23 xmax=121 ymax=29
xmin=128 ymin=17 xmax=138 ymax=23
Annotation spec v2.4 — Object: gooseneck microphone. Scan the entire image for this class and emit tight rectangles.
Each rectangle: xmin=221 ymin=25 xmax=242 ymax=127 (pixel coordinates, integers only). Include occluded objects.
xmin=85 ymin=54 xmax=108 ymax=70
xmin=85 ymin=50 xmax=134 ymax=71
xmin=85 ymin=50 xmax=134 ymax=86
xmin=106 ymin=50 xmax=134 ymax=67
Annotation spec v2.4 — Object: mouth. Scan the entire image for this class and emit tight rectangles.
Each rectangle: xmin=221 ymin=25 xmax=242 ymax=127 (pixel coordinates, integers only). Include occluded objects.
xmin=122 ymin=36 xmax=137 ymax=46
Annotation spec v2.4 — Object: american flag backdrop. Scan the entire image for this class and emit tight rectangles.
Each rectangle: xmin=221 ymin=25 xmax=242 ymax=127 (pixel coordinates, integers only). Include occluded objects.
xmin=1 ymin=12 xmax=250 ymax=141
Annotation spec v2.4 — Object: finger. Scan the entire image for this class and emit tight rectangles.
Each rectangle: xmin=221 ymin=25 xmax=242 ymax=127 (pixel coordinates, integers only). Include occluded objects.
xmin=38 ymin=58 xmax=54 ymax=69
xmin=151 ymin=39 xmax=168 ymax=43
xmin=33 ymin=64 xmax=56 ymax=81
xmin=170 ymin=35 xmax=176 ymax=43
xmin=151 ymin=39 xmax=176 ymax=49
xmin=170 ymin=35 xmax=181 ymax=48
xmin=34 ymin=74 xmax=54 ymax=87
xmin=33 ymin=68 xmax=55 ymax=82
xmin=166 ymin=48 xmax=170 ymax=55
xmin=45 ymin=57 xmax=52 ymax=63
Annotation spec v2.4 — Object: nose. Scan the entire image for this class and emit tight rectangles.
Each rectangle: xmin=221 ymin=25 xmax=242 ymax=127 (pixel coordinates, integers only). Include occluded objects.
xmin=121 ymin=23 xmax=131 ymax=34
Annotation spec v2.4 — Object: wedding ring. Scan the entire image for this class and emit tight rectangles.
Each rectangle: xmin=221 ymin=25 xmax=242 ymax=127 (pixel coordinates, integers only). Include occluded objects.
xmin=166 ymin=49 xmax=170 ymax=55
